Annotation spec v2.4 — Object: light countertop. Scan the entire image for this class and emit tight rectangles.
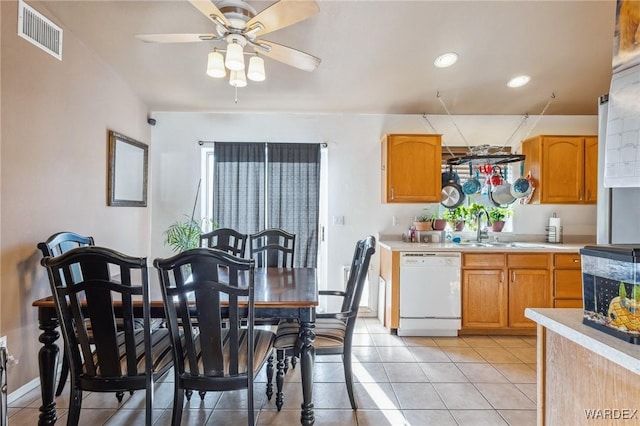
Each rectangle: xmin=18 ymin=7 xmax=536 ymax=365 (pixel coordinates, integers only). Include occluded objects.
xmin=525 ymin=308 xmax=640 ymax=375
xmin=378 ymin=240 xmax=585 ymax=252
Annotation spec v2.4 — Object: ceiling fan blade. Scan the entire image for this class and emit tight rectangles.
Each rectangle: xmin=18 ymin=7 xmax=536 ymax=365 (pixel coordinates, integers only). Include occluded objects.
xmin=246 ymin=0 xmax=319 ymax=37
xmin=136 ymin=34 xmax=217 ymax=43
xmin=255 ymin=40 xmax=320 ymax=72
xmin=188 ymin=0 xmax=229 ymax=28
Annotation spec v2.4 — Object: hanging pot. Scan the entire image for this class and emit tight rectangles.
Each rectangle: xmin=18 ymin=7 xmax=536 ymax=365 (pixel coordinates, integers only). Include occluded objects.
xmin=441 ymin=165 xmax=465 ymax=208
xmin=489 ymin=184 xmax=516 ymax=207
xmin=462 ymin=166 xmax=481 ymax=195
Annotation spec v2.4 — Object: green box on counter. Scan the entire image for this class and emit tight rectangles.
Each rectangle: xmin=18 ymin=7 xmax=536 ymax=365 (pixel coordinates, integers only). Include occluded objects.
xmin=580 ymin=245 xmax=640 ymax=344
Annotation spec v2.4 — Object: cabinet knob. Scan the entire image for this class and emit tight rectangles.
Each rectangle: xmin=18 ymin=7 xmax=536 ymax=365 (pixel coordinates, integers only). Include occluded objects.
xmin=573 ymin=259 xmax=580 ymax=263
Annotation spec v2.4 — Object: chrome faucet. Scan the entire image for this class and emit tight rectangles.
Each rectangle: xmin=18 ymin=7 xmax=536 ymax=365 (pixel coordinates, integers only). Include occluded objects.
xmin=476 ymin=209 xmax=490 ymax=242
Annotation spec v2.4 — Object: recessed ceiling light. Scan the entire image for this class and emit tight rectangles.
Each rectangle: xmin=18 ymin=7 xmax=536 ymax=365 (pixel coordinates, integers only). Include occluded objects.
xmin=507 ymin=75 xmax=531 ymax=88
xmin=434 ymin=52 xmax=459 ymax=68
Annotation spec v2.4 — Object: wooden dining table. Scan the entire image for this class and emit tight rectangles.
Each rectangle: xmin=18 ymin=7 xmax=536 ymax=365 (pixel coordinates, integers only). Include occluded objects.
xmin=32 ymin=267 xmax=319 ymax=426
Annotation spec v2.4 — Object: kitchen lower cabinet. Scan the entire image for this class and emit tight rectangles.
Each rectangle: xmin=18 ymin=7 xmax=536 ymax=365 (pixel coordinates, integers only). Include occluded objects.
xmin=508 ymin=269 xmax=550 ymax=328
xmin=553 ymin=253 xmax=583 ymax=308
xmin=462 ymin=252 xmax=551 ymax=334
xmin=379 ymin=245 xmax=400 ymax=330
xmin=462 ymin=269 xmax=507 ymax=328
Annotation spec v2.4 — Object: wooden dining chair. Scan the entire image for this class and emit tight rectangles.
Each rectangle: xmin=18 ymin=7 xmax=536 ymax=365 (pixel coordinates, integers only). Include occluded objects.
xmin=40 ymin=246 xmax=174 ymax=426
xmin=37 ymin=232 xmax=95 ymax=397
xmin=248 ymin=228 xmax=295 ymax=268
xmin=200 ymin=227 xmax=248 ymax=257
xmin=249 ymin=228 xmax=297 ymax=388
xmin=153 ymin=248 xmax=276 ymax=426
xmin=269 ymin=235 xmax=376 ymax=411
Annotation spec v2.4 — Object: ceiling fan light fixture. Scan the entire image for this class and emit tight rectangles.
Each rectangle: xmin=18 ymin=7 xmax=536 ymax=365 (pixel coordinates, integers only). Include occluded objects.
xmin=229 ymin=70 xmax=247 ymax=88
xmin=434 ymin=52 xmax=458 ymax=68
xmin=507 ymin=75 xmax=531 ymax=88
xmin=206 ymin=50 xmax=226 ymax=78
xmin=225 ymin=41 xmax=245 ymax=71
xmin=247 ymin=55 xmax=266 ymax=82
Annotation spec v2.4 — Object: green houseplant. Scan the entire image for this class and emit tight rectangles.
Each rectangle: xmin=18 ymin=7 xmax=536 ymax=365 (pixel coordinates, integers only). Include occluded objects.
xmin=164 ymin=180 xmax=217 ymax=252
xmin=488 ymin=207 xmax=513 ymax=232
xmin=442 ymin=206 xmax=467 ymax=231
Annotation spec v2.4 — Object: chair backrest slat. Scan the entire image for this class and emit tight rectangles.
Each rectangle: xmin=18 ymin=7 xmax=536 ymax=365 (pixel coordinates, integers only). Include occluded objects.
xmin=41 ymin=247 xmax=150 ymax=380
xmin=249 ymin=228 xmax=296 ymax=268
xmin=200 ymin=228 xmax=248 ymax=258
xmin=154 ymin=248 xmax=254 ymax=381
xmin=343 ymin=236 xmax=376 ymax=330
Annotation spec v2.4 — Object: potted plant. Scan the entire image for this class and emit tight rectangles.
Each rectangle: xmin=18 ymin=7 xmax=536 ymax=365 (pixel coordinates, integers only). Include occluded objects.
xmin=164 ymin=179 xmax=217 ymax=252
xmin=488 ymin=207 xmax=513 ymax=232
xmin=412 ymin=212 xmax=433 ymax=231
xmin=164 ymin=216 xmax=217 ymax=252
xmin=442 ymin=206 xmax=467 ymax=231
xmin=429 ymin=213 xmax=447 ymax=231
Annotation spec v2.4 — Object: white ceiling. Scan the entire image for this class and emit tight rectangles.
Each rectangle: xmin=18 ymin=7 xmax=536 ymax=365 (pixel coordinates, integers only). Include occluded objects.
xmin=39 ymin=0 xmax=616 ymax=115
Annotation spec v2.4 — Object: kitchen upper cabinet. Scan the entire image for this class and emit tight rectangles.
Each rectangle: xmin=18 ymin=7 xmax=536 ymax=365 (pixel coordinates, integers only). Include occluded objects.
xmin=381 ymin=134 xmax=442 ymax=203
xmin=522 ymin=135 xmax=598 ymax=204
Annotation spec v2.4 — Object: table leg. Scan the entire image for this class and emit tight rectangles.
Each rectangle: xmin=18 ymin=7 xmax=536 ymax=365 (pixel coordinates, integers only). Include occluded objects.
xmin=298 ymin=313 xmax=315 ymax=426
xmin=37 ymin=309 xmax=59 ymax=426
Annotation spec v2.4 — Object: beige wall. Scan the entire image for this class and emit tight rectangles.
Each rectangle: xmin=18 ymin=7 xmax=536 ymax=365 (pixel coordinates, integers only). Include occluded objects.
xmin=0 ymin=1 xmax=151 ymax=390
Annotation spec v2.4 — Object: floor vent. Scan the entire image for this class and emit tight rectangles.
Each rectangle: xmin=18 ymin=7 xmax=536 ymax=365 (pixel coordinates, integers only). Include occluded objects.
xmin=18 ymin=0 xmax=63 ymax=60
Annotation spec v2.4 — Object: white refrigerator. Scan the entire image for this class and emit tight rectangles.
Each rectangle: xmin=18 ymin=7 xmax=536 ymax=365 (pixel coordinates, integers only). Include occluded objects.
xmin=596 ymin=94 xmax=640 ymax=244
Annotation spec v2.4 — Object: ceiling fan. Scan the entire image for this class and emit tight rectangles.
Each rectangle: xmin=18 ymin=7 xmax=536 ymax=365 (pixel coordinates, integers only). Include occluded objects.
xmin=136 ymin=0 xmax=321 ymax=80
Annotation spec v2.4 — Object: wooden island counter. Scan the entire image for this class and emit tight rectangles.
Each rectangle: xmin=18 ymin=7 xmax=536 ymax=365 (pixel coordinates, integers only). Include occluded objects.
xmin=525 ymin=308 xmax=640 ymax=425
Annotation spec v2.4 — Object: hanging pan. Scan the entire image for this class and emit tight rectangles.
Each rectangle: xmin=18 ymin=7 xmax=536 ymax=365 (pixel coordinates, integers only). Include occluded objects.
xmin=441 ymin=165 xmax=465 ymax=209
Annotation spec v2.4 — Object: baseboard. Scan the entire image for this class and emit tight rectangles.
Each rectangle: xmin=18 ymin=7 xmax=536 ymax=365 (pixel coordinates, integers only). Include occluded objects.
xmin=8 ymin=376 xmax=43 ymax=405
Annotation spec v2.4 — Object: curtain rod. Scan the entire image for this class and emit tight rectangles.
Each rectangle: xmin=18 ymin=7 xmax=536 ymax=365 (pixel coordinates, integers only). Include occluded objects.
xmin=198 ymin=141 xmax=328 ymax=148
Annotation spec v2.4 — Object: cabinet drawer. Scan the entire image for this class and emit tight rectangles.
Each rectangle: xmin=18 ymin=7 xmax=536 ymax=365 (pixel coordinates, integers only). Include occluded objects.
xmin=463 ymin=253 xmax=505 ymax=268
xmin=507 ymin=253 xmax=549 ymax=268
xmin=554 ymin=269 xmax=583 ymax=299
xmin=554 ymin=253 xmax=581 ymax=268
xmin=554 ymin=299 xmax=583 ymax=308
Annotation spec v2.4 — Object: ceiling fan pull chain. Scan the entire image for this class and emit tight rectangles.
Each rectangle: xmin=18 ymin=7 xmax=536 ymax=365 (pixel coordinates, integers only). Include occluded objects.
xmin=234 ymin=85 xmax=238 ymax=104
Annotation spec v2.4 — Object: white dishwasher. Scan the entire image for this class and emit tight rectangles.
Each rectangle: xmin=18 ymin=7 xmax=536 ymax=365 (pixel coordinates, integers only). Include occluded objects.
xmin=398 ymin=252 xmax=461 ymax=336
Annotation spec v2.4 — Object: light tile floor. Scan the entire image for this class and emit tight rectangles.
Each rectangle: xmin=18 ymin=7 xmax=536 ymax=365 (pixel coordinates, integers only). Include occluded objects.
xmin=8 ymin=318 xmax=537 ymax=425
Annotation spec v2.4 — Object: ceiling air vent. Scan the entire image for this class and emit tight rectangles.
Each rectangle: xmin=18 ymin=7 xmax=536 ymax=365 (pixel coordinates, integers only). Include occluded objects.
xmin=18 ymin=0 xmax=63 ymax=60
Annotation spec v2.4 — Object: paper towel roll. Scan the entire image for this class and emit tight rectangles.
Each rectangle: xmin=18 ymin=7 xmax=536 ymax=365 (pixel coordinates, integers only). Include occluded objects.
xmin=548 ymin=216 xmax=561 ymax=243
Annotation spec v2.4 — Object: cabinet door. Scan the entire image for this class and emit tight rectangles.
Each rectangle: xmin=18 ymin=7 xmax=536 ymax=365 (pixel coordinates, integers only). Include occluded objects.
xmin=462 ymin=269 xmax=507 ymax=328
xmin=382 ymin=134 xmax=442 ymax=203
xmin=541 ymin=137 xmax=584 ymax=203
xmin=584 ymin=136 xmax=598 ymax=203
xmin=508 ymin=269 xmax=550 ymax=328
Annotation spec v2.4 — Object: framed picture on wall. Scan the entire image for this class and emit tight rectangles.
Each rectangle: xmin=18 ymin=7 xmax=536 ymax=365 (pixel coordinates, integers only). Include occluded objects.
xmin=107 ymin=130 xmax=148 ymax=207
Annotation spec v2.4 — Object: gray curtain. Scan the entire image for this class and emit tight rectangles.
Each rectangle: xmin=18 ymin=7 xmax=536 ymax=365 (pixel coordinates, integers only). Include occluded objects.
xmin=212 ymin=143 xmax=265 ymax=234
xmin=268 ymin=143 xmax=321 ymax=267
xmin=211 ymin=142 xmax=321 ymax=267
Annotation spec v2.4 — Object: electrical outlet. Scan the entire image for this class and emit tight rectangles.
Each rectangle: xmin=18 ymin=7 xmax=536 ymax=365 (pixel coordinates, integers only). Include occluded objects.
xmin=0 ymin=336 xmax=7 ymax=352
xmin=333 ymin=215 xmax=345 ymax=225
xmin=392 ymin=215 xmax=398 ymax=226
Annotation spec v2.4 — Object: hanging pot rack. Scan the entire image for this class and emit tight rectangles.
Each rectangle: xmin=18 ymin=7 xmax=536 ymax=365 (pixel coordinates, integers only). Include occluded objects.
xmin=424 ymin=92 xmax=555 ymax=166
